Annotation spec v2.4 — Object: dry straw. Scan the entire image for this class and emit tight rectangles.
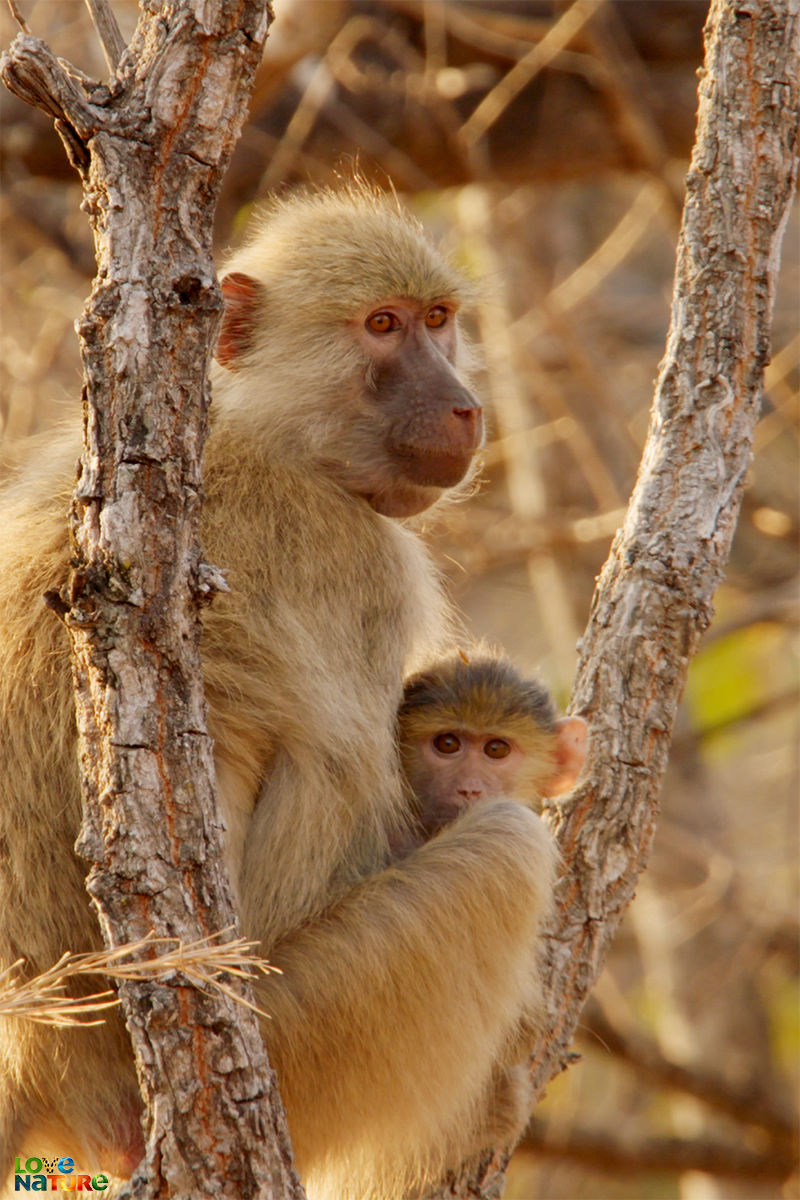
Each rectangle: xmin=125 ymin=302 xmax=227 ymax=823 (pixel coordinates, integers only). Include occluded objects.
xmin=0 ymin=929 xmax=277 ymax=1026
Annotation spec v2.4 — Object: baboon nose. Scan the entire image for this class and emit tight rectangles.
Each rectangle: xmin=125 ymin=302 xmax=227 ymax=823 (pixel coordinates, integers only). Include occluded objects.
xmin=449 ymin=392 xmax=483 ymax=448
xmin=450 ymin=388 xmax=481 ymax=417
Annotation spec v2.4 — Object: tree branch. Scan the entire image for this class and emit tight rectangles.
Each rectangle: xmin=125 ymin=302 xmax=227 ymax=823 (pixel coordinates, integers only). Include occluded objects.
xmin=580 ymin=1000 xmax=797 ymax=1147
xmin=1 ymin=33 xmax=96 ymax=132
xmin=429 ymin=1 xmax=799 ymax=1194
xmin=520 ymin=1120 xmax=797 ymax=1183
xmin=83 ymin=0 xmax=127 ymax=73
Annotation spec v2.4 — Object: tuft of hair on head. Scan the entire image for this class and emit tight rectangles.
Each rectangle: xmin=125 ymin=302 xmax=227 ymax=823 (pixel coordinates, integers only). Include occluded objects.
xmin=220 ymin=180 xmax=476 ymax=326
xmin=399 ymin=648 xmax=557 ymax=745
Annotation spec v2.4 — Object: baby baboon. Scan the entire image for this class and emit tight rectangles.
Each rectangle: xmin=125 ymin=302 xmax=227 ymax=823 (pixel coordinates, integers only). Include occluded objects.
xmin=394 ymin=649 xmax=585 ymax=1145
xmin=0 ymin=186 xmax=556 ymax=1200
xmin=398 ymin=649 xmax=587 ymax=846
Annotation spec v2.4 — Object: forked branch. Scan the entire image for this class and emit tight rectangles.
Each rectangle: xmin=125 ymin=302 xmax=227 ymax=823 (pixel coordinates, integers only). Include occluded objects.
xmin=431 ymin=2 xmax=800 ymax=1195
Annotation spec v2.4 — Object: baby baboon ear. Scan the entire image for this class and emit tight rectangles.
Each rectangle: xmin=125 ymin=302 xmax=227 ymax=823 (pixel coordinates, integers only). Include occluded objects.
xmin=216 ymin=272 xmax=264 ymax=368
xmin=544 ymin=716 xmax=588 ymax=797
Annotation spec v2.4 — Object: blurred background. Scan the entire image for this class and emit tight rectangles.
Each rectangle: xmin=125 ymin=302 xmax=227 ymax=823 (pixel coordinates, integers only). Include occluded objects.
xmin=1 ymin=2 xmax=797 ymax=1197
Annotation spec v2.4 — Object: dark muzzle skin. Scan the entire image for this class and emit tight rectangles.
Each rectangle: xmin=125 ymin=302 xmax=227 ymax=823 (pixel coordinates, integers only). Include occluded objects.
xmin=380 ymin=336 xmax=484 ymax=488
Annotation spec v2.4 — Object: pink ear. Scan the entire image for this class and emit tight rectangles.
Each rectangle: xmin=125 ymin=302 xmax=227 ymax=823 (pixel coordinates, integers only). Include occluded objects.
xmin=216 ymin=272 xmax=264 ymax=368
xmin=543 ymin=716 xmax=588 ymax=797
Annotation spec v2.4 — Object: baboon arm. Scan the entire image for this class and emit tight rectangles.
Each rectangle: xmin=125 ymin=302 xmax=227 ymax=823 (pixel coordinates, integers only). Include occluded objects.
xmin=257 ymin=800 xmax=556 ymax=1196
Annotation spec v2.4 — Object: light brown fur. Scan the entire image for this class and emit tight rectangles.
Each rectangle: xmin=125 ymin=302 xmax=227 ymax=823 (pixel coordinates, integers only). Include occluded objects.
xmin=394 ymin=650 xmax=587 ymax=1159
xmin=0 ymin=187 xmax=557 ymax=1200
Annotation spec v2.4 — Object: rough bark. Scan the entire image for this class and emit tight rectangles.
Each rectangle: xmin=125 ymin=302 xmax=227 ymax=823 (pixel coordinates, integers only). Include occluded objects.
xmin=1 ymin=4 xmax=305 ymax=1198
xmin=429 ymin=0 xmax=799 ymax=1195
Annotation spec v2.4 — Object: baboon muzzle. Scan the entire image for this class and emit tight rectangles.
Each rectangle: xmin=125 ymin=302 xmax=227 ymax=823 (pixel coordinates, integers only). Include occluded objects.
xmin=381 ymin=349 xmax=484 ymax=487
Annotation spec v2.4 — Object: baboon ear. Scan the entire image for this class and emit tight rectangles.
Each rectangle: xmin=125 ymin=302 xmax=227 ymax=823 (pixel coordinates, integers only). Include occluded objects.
xmin=541 ymin=716 xmax=588 ymax=797
xmin=216 ymin=272 xmax=264 ymax=368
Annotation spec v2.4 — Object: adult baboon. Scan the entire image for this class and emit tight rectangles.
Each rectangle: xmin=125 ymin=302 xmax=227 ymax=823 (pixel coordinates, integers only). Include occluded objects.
xmin=0 ymin=187 xmax=557 ymax=1200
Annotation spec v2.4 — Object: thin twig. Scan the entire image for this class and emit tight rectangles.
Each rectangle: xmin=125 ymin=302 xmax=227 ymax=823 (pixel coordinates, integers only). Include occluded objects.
xmin=6 ymin=0 xmax=30 ymax=34
xmin=459 ymin=0 xmax=606 ymax=151
xmin=83 ymin=0 xmax=126 ymax=73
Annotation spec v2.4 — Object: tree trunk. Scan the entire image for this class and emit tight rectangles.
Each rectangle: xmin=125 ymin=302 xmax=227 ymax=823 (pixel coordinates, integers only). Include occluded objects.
xmin=1 ymin=3 xmax=305 ymax=1197
xmin=429 ymin=0 xmax=799 ymax=1195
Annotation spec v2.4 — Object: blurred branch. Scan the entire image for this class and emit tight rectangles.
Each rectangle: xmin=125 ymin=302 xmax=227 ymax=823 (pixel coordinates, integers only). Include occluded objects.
xmin=757 ymin=330 xmax=800 ymax=448
xmin=698 ymin=576 xmax=799 ymax=643
xmin=481 ymin=417 xmax=581 ymax=468
xmin=260 ymin=15 xmax=436 ymax=192
xmin=391 ymin=0 xmax=552 ymax=62
xmin=652 ymin=815 xmax=800 ymax=970
xmin=4 ymin=1 xmax=710 ymax=198
xmin=459 ymin=187 xmax=582 ymax=686
xmin=583 ymin=4 xmax=685 ymax=213
xmin=446 ymin=505 xmax=626 ymax=578
xmin=520 ymin=1119 xmax=797 ymax=1182
xmin=581 ymin=999 xmax=798 ymax=1146
xmin=459 ymin=0 xmax=606 ymax=154
xmin=511 ymin=178 xmax=668 ymax=343
xmin=260 ymin=49 xmax=338 ymax=190
xmin=676 ymin=684 xmax=798 ymax=741
xmin=513 ymin=340 xmax=627 ymax=511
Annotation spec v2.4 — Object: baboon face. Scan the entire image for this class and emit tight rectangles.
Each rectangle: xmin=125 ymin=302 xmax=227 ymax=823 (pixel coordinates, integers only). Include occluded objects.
xmin=398 ymin=653 xmax=588 ymax=843
xmin=348 ymin=296 xmax=483 ymax=515
xmin=215 ymin=196 xmax=484 ymax=519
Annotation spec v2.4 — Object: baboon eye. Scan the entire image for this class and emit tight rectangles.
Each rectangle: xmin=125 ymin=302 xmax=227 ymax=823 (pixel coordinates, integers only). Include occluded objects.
xmin=425 ymin=305 xmax=448 ymax=329
xmin=367 ymin=311 xmax=400 ymax=333
xmin=433 ymin=732 xmax=461 ymax=754
xmin=484 ymin=739 xmax=511 ymax=759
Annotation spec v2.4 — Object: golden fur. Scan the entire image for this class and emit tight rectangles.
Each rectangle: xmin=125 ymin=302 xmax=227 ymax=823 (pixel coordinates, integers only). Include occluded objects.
xmin=0 ymin=189 xmax=556 ymax=1200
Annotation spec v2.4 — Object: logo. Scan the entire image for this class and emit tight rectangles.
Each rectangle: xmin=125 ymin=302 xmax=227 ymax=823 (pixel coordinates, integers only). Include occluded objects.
xmin=12 ymin=1157 xmax=109 ymax=1191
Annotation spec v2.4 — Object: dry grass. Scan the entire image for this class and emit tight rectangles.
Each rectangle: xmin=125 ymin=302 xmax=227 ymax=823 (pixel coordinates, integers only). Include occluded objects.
xmin=0 ymin=929 xmax=277 ymax=1026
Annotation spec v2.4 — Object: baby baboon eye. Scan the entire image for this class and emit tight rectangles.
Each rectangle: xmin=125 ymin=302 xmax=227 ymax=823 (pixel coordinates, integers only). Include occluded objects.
xmin=425 ymin=306 xmax=448 ymax=329
xmin=484 ymin=739 xmax=511 ymax=759
xmin=367 ymin=311 xmax=400 ymax=333
xmin=433 ymin=732 xmax=461 ymax=754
